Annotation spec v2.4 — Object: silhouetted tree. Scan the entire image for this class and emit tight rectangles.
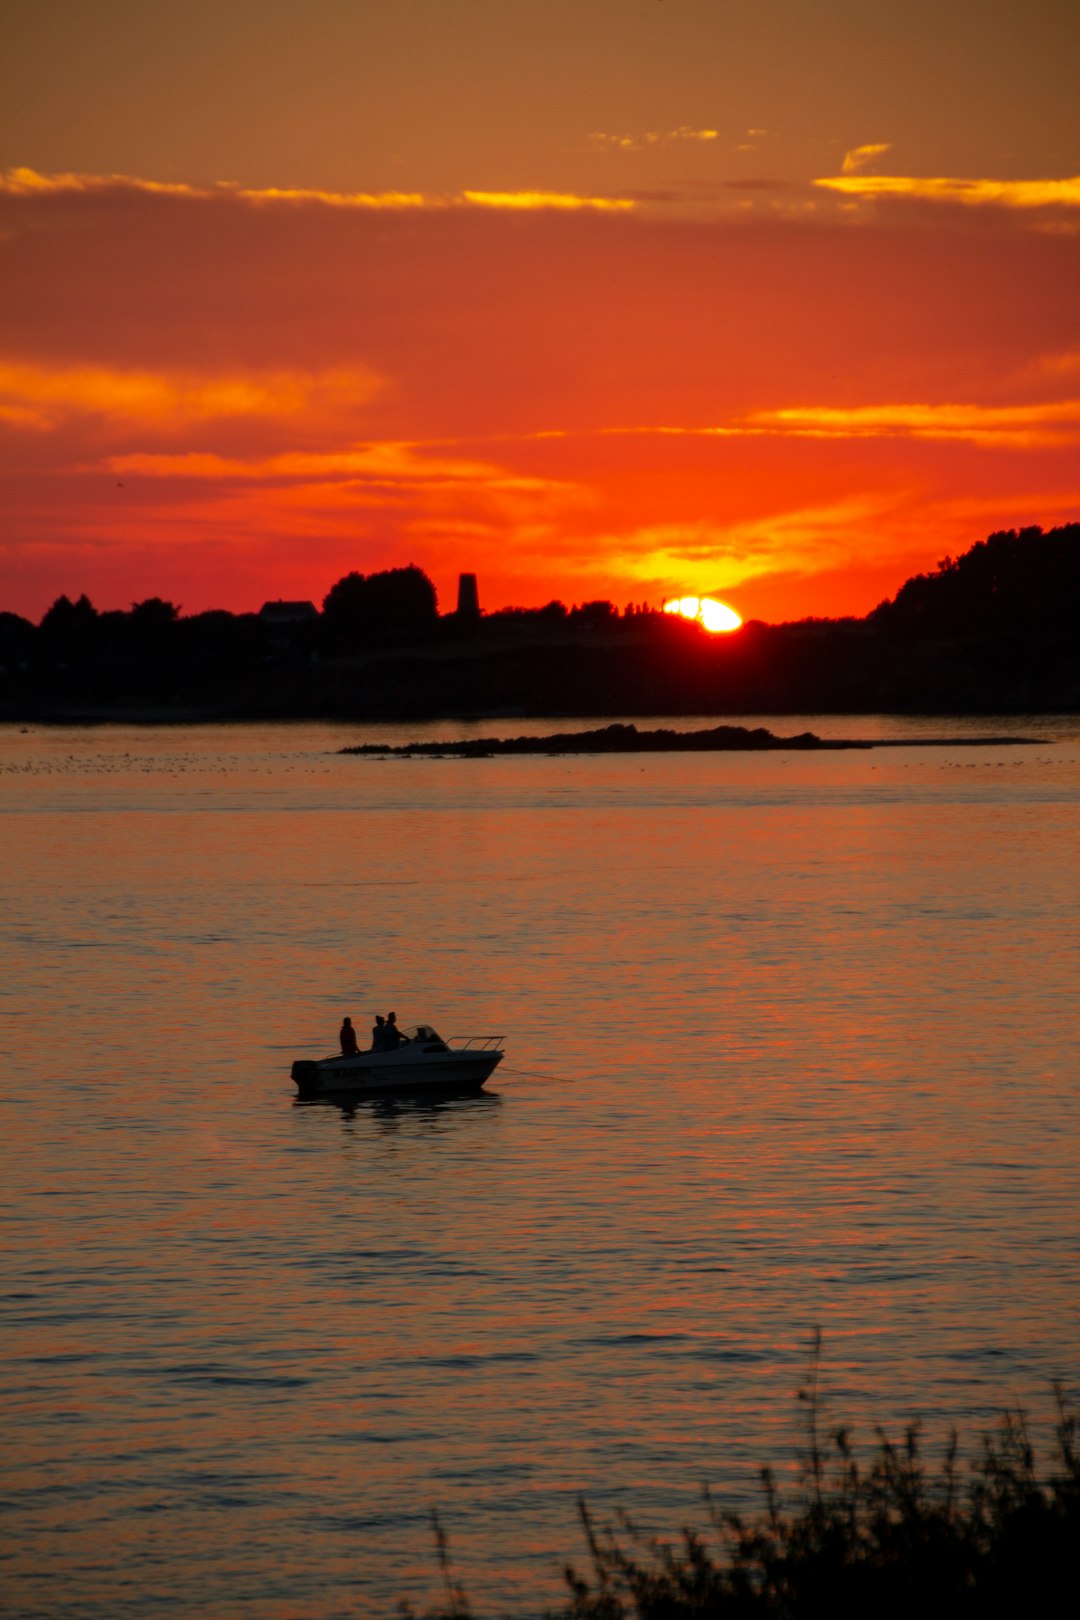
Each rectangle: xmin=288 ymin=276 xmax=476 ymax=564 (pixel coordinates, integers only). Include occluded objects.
xmin=129 ymin=597 xmax=180 ymax=629
xmin=122 ymin=597 xmax=181 ymax=657
xmin=569 ymin=599 xmax=617 ymax=628
xmin=40 ymin=592 xmax=96 ymax=633
xmin=38 ymin=593 xmax=100 ymax=658
xmin=363 ymin=565 xmax=438 ymax=628
xmin=870 ymin=524 xmax=1080 ymax=637
xmin=489 ymin=601 xmax=569 ymax=625
xmin=321 ymin=570 xmax=367 ymax=629
xmin=0 ymin=611 xmax=35 ymax=665
xmin=321 ymin=564 xmax=438 ymax=647
xmin=180 ymin=610 xmax=267 ymax=659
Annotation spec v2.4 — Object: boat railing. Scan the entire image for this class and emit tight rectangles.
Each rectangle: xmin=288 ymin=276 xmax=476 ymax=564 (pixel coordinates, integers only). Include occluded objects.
xmin=447 ymin=1035 xmax=504 ymax=1052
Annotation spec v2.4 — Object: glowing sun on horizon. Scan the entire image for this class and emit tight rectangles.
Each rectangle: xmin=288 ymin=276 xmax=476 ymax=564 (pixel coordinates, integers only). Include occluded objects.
xmin=663 ymin=595 xmax=743 ymax=633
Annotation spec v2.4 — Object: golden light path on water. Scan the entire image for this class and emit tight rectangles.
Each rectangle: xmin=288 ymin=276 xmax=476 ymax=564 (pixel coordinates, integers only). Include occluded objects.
xmin=663 ymin=595 xmax=743 ymax=632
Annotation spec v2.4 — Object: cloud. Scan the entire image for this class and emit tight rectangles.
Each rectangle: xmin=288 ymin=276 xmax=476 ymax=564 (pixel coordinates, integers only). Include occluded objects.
xmin=0 ymin=400 xmax=52 ymax=431
xmin=1027 ymin=347 xmax=1080 ymax=381
xmin=87 ymin=442 xmax=588 ymax=551
xmin=841 ymin=143 xmax=893 ymax=175
xmin=0 ymin=167 xmax=199 ymax=199
xmin=816 ymin=173 xmax=1080 ymax=209
xmin=602 ymin=400 xmax=1080 ymax=450
xmin=0 ymin=167 xmax=632 ymax=213
xmin=742 ymin=400 xmax=1080 ymax=448
xmin=588 ymin=497 xmax=895 ymax=595
xmin=588 ymin=128 xmax=719 ymax=151
xmin=0 ymin=359 xmax=382 ymax=429
xmin=101 ymin=441 xmax=573 ymax=497
xmin=460 ymin=190 xmax=632 ymax=212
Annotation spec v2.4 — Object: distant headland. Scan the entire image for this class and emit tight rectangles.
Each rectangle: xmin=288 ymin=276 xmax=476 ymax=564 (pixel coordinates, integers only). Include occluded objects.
xmin=2 ymin=523 xmax=1078 ymax=722
xmin=340 ymin=722 xmax=1039 ymax=757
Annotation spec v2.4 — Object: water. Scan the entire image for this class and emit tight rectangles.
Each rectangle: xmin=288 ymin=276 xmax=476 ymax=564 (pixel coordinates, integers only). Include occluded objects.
xmin=2 ymin=716 xmax=1079 ymax=1616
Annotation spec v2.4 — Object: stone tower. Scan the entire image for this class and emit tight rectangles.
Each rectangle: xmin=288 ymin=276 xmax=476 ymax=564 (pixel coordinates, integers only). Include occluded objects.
xmin=456 ymin=572 xmax=480 ymax=621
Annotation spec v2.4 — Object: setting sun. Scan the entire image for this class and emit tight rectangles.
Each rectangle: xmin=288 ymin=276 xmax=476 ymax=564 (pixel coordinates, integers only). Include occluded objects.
xmin=663 ymin=596 xmax=743 ymax=633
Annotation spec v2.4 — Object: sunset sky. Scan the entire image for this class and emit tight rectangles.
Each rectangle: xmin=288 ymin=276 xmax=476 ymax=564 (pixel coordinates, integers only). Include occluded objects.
xmin=2 ymin=0 xmax=1078 ymax=623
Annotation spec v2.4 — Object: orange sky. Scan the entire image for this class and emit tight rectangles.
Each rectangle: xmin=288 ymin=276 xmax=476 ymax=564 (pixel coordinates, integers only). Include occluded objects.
xmin=2 ymin=1 xmax=1079 ymax=622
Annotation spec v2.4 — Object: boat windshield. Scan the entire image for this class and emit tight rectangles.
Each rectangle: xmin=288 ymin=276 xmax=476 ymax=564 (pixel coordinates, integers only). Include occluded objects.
xmin=407 ymin=1024 xmax=441 ymax=1043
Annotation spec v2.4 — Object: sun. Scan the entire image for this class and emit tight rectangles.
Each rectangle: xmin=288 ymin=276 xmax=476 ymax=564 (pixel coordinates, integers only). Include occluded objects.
xmin=663 ymin=595 xmax=742 ymax=633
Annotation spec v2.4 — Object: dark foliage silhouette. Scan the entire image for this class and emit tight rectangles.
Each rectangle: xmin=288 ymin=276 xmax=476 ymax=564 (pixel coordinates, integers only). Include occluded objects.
xmin=4 ymin=525 xmax=1078 ymax=719
xmin=402 ymin=1340 xmax=1079 ymax=1619
xmin=0 ymin=610 xmax=37 ymax=666
xmin=39 ymin=592 xmax=100 ymax=658
xmin=870 ymin=523 xmax=1080 ymax=637
xmin=322 ymin=563 xmax=438 ymax=648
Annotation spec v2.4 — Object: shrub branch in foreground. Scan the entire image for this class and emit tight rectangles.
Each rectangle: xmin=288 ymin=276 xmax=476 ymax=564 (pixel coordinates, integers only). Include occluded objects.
xmin=404 ymin=1337 xmax=1079 ymax=1618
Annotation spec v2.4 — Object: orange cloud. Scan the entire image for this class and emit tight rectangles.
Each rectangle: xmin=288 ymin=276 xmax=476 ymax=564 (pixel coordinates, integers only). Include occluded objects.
xmin=841 ymin=143 xmax=893 ymax=175
xmin=816 ymin=173 xmax=1080 ymax=209
xmin=0 ymin=167 xmax=633 ymax=213
xmin=597 ymin=497 xmax=895 ymax=598
xmin=743 ymin=400 xmax=1080 ymax=448
xmin=0 ymin=166 xmax=198 ymax=198
xmin=103 ymin=442 xmax=574 ymax=497
xmin=461 ymin=190 xmax=633 ymax=212
xmin=602 ymin=400 xmax=1080 ymax=450
xmin=0 ymin=360 xmax=382 ymax=428
xmin=1028 ymin=347 xmax=1080 ymax=381
xmin=588 ymin=128 xmax=719 ymax=150
xmin=0 ymin=400 xmax=52 ymax=431
xmin=234 ymin=185 xmax=431 ymax=209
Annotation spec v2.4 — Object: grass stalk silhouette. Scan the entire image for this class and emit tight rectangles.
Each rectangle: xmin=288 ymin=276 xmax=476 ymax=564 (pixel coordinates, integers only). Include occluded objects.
xmin=402 ymin=1336 xmax=1079 ymax=1618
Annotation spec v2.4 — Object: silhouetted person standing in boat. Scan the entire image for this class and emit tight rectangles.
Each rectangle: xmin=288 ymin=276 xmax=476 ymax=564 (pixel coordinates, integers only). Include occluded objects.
xmin=371 ymin=1014 xmax=387 ymax=1051
xmin=384 ymin=1010 xmax=406 ymax=1049
xmin=340 ymin=1017 xmax=358 ymax=1057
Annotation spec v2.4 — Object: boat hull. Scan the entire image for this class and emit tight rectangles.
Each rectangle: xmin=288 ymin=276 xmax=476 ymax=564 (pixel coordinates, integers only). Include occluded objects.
xmin=292 ymin=1050 xmax=503 ymax=1097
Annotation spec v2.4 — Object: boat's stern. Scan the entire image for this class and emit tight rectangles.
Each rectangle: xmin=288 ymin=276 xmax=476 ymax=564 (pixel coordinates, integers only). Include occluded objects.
xmin=291 ymin=1059 xmax=321 ymax=1095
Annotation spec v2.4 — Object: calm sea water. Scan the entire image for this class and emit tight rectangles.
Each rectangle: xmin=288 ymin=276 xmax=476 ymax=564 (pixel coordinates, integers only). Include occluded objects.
xmin=2 ymin=716 xmax=1079 ymax=1617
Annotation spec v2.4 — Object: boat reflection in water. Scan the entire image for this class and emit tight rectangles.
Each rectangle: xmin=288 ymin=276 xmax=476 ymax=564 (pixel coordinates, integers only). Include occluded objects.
xmin=291 ymin=1024 xmax=504 ymax=1100
xmin=294 ymin=1088 xmax=504 ymax=1129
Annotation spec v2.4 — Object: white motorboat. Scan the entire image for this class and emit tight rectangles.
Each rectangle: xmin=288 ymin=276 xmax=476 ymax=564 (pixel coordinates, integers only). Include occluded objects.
xmin=291 ymin=1025 xmax=504 ymax=1098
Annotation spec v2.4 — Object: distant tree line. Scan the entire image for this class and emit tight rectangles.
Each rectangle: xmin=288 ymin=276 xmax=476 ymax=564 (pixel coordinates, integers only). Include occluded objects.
xmin=0 ymin=566 xmax=660 ymax=672
xmin=0 ymin=593 xmax=269 ymax=668
xmin=1 ymin=525 xmax=1077 ymax=717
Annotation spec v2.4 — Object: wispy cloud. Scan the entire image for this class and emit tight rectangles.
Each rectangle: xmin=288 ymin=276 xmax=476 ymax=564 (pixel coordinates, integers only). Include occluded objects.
xmin=588 ymin=128 xmax=718 ymax=151
xmin=0 ymin=359 xmax=382 ymax=428
xmin=0 ymin=401 xmax=52 ymax=431
xmin=460 ymin=190 xmax=632 ymax=212
xmin=231 ymin=184 xmax=431 ymax=209
xmin=101 ymin=442 xmax=571 ymax=496
xmin=0 ymin=167 xmax=633 ymax=213
xmin=816 ymin=173 xmax=1080 ymax=209
xmin=744 ymin=400 xmax=1080 ymax=447
xmin=0 ymin=167 xmax=199 ymax=199
xmin=592 ymin=497 xmax=894 ymax=595
xmin=1028 ymin=347 xmax=1080 ymax=381
xmin=92 ymin=448 xmax=591 ymax=565
xmin=603 ymin=400 xmax=1080 ymax=450
xmin=841 ymin=143 xmax=893 ymax=175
